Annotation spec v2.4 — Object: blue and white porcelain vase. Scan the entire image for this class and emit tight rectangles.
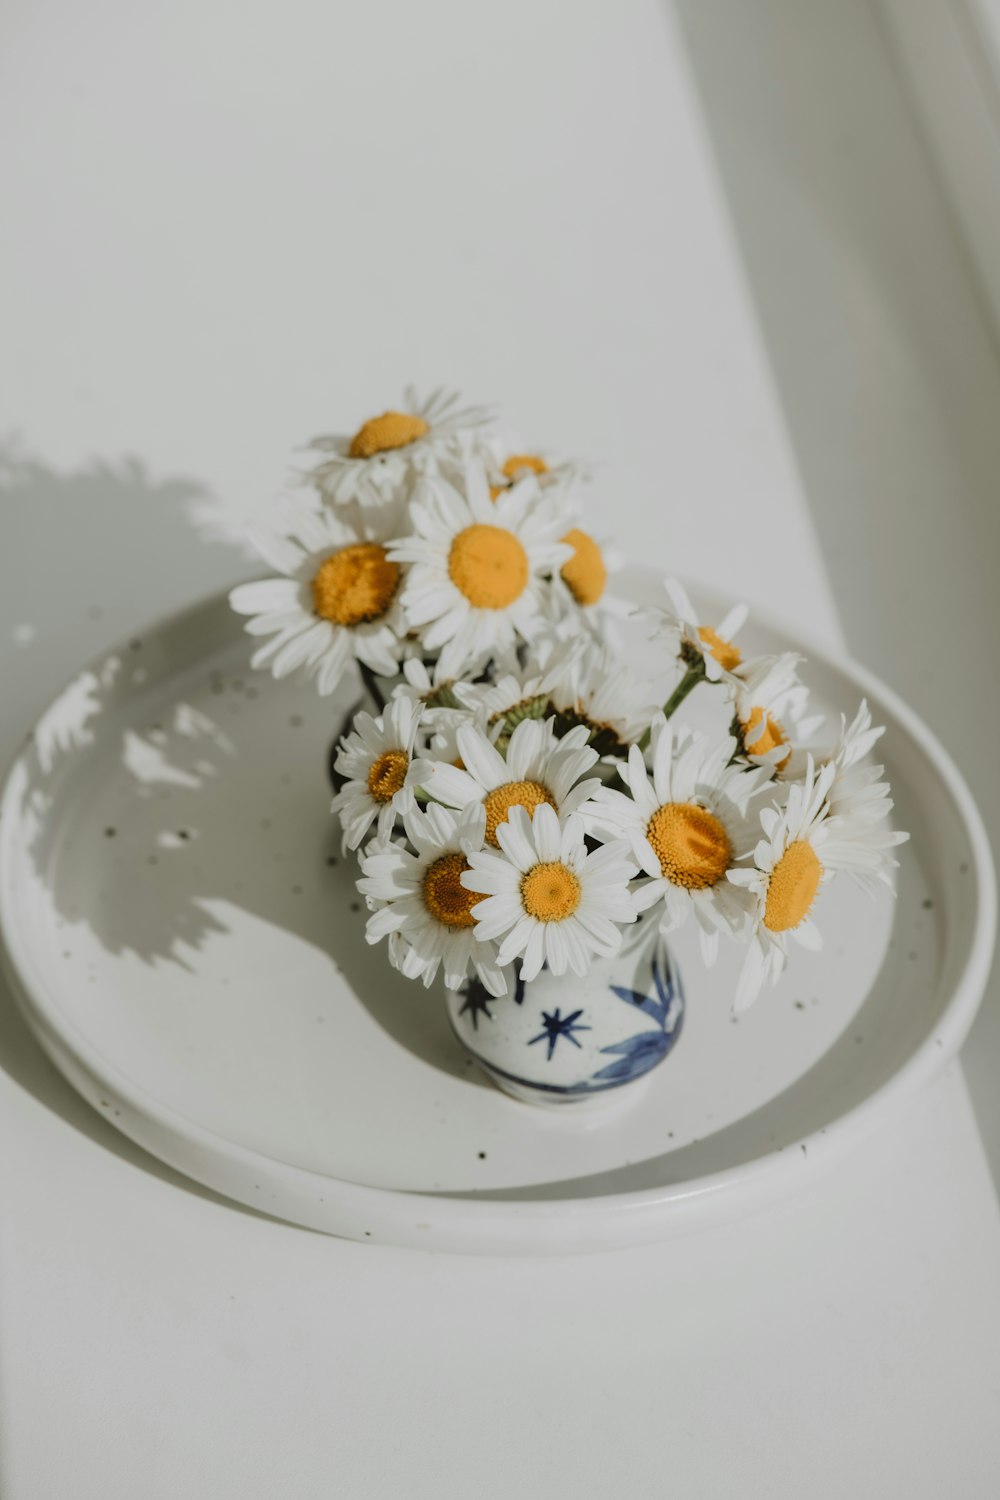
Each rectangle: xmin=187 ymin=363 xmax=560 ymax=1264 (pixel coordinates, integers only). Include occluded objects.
xmin=446 ymin=913 xmax=685 ymax=1108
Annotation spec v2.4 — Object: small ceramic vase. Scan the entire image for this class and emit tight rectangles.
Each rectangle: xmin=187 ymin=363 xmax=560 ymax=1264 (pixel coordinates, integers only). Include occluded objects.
xmin=446 ymin=914 xmax=685 ymax=1108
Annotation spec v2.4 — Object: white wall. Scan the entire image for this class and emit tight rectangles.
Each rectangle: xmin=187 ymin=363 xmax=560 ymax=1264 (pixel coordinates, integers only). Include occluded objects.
xmin=674 ymin=0 xmax=1000 ymax=1180
xmin=880 ymin=0 xmax=1000 ymax=340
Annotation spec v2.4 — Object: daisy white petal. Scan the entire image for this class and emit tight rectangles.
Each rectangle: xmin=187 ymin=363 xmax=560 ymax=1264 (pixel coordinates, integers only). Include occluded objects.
xmin=422 ymin=716 xmax=599 ymax=850
xmin=306 ymin=386 xmax=494 ymax=507
xmin=388 ymin=461 xmax=572 ymax=676
xmin=230 ymin=499 xmax=406 ymax=698
xmin=470 ymin=430 xmax=589 ymax=498
xmin=731 ymin=654 xmax=823 ymax=779
xmin=725 ymin=746 xmax=905 ymax=1010
xmin=596 ymin=719 xmax=764 ymax=946
xmin=464 ymin=804 xmax=638 ymax=981
xmin=332 ymin=701 xmax=423 ymax=851
xmin=361 ymin=802 xmax=506 ymax=997
xmin=644 ymin=575 xmax=751 ymax=685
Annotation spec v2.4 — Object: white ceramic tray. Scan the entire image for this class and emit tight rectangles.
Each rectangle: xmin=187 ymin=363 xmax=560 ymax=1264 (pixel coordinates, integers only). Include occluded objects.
xmin=0 ymin=572 xmax=993 ymax=1254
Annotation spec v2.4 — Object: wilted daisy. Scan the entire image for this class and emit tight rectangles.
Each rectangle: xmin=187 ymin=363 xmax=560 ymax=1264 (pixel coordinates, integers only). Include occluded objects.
xmin=651 ymin=576 xmax=750 ymax=683
xmin=332 ymin=696 xmax=423 ymax=850
xmin=307 ymin=387 xmax=493 ymax=505
xmin=229 ymin=500 xmax=406 ymax=695
xmin=419 ymin=716 xmax=601 ymax=848
xmin=392 ymin=654 xmax=465 ymax=723
xmin=359 ymin=802 xmax=506 ymax=997
xmin=463 ymin=804 xmax=638 ymax=980
xmin=593 ymin=719 xmax=765 ymax=962
xmin=449 ymin=638 xmax=577 ymax=760
xmin=457 ymin=636 xmax=651 ymax=758
xmin=452 ymin=635 xmax=581 ymax=729
xmin=731 ymin=653 xmax=823 ymax=776
xmin=727 ymin=754 xmax=905 ymax=1010
xmin=543 ymin=642 xmax=662 ymax=756
xmin=453 ymin=667 xmax=549 ymax=738
xmin=389 ymin=462 xmax=572 ymax=676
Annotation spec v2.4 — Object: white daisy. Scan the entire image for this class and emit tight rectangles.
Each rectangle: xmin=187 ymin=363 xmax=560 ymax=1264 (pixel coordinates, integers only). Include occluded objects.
xmin=824 ymin=698 xmax=888 ymax=823
xmin=306 ymin=386 xmax=493 ymax=505
xmin=545 ymin=523 xmax=625 ymax=626
xmin=650 ymin=576 xmax=750 ymax=684
xmin=359 ymin=801 xmax=507 ymax=997
xmin=731 ymin=653 xmax=824 ymax=776
xmin=389 ymin=461 xmax=572 ymax=676
xmin=823 ymin=700 xmax=909 ymax=891
xmin=592 ymin=719 xmax=766 ymax=963
xmin=462 ymin=803 xmax=638 ymax=981
xmin=387 ymin=656 xmax=481 ymax=764
xmin=473 ymin=431 xmax=587 ymax=497
xmin=331 ymin=696 xmax=423 ymax=851
xmin=727 ymin=753 xmax=903 ymax=1011
xmin=418 ymin=716 xmax=601 ymax=848
xmin=229 ymin=499 xmax=405 ymax=695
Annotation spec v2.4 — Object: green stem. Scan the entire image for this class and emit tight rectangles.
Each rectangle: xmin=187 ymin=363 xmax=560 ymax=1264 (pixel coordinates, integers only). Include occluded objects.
xmin=661 ymin=664 xmax=703 ymax=720
xmin=358 ymin=661 xmax=386 ymax=714
xmin=637 ymin=663 xmax=705 ymax=751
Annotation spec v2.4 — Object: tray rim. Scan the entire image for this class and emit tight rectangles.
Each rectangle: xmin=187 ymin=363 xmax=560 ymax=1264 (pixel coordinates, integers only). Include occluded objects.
xmin=0 ymin=576 xmax=994 ymax=1255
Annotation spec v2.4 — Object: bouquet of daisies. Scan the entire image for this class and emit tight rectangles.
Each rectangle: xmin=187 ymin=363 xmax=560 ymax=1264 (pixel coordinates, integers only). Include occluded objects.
xmin=231 ymin=387 xmax=907 ymax=1010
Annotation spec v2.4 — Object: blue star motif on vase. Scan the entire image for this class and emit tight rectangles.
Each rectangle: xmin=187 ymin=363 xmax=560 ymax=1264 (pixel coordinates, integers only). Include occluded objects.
xmin=528 ymin=1007 xmax=591 ymax=1061
xmin=458 ymin=985 xmax=496 ymax=1031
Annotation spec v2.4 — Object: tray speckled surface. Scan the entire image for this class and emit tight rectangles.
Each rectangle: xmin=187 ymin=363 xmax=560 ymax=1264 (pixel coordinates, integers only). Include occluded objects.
xmin=0 ymin=570 xmax=992 ymax=1253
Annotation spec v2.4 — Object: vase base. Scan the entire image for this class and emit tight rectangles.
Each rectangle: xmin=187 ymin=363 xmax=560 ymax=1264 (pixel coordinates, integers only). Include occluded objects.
xmin=471 ymin=1057 xmax=655 ymax=1113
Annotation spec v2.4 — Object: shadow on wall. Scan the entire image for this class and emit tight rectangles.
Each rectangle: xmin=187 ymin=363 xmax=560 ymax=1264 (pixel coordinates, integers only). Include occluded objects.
xmin=672 ymin=0 xmax=1000 ymax=1181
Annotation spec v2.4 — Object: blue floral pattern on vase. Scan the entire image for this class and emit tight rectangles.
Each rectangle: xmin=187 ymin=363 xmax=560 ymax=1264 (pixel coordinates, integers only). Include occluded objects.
xmin=594 ymin=954 xmax=684 ymax=1084
xmin=445 ymin=918 xmax=684 ymax=1108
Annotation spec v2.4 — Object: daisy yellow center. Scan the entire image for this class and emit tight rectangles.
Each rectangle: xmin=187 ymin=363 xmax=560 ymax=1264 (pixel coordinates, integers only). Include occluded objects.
xmin=741 ymin=707 xmax=791 ymax=771
xmin=490 ymin=455 xmax=550 ymax=502
xmin=646 ymin=802 xmax=732 ymax=889
xmin=764 ymin=840 xmax=822 ymax=932
xmin=560 ymin=528 xmax=607 ymax=607
xmin=502 ymin=454 xmax=549 ymax=481
xmin=521 ymin=861 xmax=581 ymax=922
xmin=348 ymin=411 xmax=429 ymax=458
xmin=422 ymin=852 xmax=479 ymax=929
xmin=698 ymin=625 xmax=741 ymax=672
xmin=482 ymin=780 xmax=555 ymax=846
xmin=448 ymin=524 xmax=529 ymax=610
xmin=312 ymin=543 xmax=400 ymax=627
xmin=367 ymin=749 xmax=409 ymax=804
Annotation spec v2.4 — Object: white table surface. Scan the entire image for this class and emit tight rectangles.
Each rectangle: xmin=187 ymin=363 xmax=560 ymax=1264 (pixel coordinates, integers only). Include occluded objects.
xmin=2 ymin=1 xmax=999 ymax=1493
